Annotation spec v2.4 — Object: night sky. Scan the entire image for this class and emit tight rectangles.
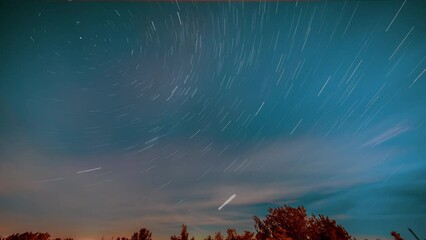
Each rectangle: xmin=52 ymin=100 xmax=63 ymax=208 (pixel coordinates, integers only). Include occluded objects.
xmin=1 ymin=1 xmax=425 ymax=239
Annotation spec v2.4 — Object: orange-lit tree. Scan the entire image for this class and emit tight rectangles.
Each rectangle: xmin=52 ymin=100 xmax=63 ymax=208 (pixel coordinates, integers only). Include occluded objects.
xmin=3 ymin=232 xmax=51 ymax=240
xmin=391 ymin=231 xmax=404 ymax=240
xmin=171 ymin=224 xmax=194 ymax=240
xmin=131 ymin=228 xmax=152 ymax=240
xmin=253 ymin=205 xmax=352 ymax=240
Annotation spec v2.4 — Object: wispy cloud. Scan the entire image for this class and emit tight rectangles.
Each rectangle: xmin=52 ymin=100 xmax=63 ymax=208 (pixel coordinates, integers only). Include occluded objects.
xmin=362 ymin=124 xmax=410 ymax=148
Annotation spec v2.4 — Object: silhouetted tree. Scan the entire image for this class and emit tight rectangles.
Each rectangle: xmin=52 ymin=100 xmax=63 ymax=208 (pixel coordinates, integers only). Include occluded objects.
xmin=254 ymin=215 xmax=289 ymax=240
xmin=214 ymin=232 xmax=224 ymax=240
xmin=226 ymin=229 xmax=238 ymax=240
xmin=253 ymin=216 xmax=269 ymax=240
xmin=224 ymin=229 xmax=255 ymax=240
xmin=5 ymin=205 xmax=404 ymax=240
xmin=310 ymin=215 xmax=352 ymax=240
xmin=131 ymin=233 xmax=138 ymax=240
xmin=5 ymin=232 xmax=51 ymax=240
xmin=238 ymin=231 xmax=255 ymax=240
xmin=254 ymin=205 xmax=309 ymax=240
xmin=131 ymin=228 xmax=152 ymax=240
xmin=181 ymin=225 xmax=189 ymax=240
xmin=254 ymin=205 xmax=352 ymax=240
xmin=391 ymin=231 xmax=404 ymax=240
xmin=171 ymin=225 xmax=192 ymax=240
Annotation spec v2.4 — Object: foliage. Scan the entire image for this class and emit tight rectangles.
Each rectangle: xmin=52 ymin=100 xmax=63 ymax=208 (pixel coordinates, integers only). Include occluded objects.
xmin=2 ymin=232 xmax=51 ymax=240
xmin=0 ymin=205 xmax=409 ymax=240
xmin=170 ymin=224 xmax=192 ymax=240
xmin=214 ymin=232 xmax=224 ymax=240
xmin=254 ymin=205 xmax=352 ymax=240
xmin=391 ymin=231 xmax=404 ymax=240
xmin=131 ymin=228 xmax=152 ymax=240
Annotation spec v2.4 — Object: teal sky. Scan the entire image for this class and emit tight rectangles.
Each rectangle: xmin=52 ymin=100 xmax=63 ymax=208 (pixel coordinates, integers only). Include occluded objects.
xmin=1 ymin=1 xmax=425 ymax=239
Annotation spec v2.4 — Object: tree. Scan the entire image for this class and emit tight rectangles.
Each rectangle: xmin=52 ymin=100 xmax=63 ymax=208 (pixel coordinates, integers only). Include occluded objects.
xmin=181 ymin=224 xmax=189 ymax=240
xmin=226 ymin=229 xmax=238 ymax=240
xmin=224 ymin=229 xmax=255 ymax=240
xmin=5 ymin=232 xmax=51 ymax=240
xmin=131 ymin=233 xmax=138 ymax=240
xmin=253 ymin=216 xmax=269 ymax=240
xmin=254 ymin=215 xmax=289 ymax=240
xmin=131 ymin=228 xmax=152 ymax=240
xmin=253 ymin=205 xmax=352 ymax=240
xmin=171 ymin=225 xmax=192 ymax=240
xmin=238 ymin=231 xmax=255 ymax=240
xmin=214 ymin=232 xmax=224 ymax=240
xmin=257 ymin=205 xmax=309 ymax=240
xmin=310 ymin=215 xmax=352 ymax=240
xmin=391 ymin=231 xmax=404 ymax=240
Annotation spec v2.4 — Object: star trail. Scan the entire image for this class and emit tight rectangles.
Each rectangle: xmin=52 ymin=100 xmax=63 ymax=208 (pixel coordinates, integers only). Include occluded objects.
xmin=0 ymin=1 xmax=425 ymax=239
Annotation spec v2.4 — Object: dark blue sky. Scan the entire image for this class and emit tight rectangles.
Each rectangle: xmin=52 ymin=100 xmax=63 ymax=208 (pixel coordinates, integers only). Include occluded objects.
xmin=1 ymin=1 xmax=425 ymax=239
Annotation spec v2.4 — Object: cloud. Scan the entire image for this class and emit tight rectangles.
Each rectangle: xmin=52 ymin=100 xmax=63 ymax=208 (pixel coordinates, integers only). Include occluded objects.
xmin=0 ymin=127 xmax=423 ymax=239
xmin=362 ymin=124 xmax=410 ymax=148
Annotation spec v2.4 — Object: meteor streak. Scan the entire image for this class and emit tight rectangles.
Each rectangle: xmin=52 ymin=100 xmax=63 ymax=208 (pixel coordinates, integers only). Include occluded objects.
xmin=218 ymin=194 xmax=236 ymax=211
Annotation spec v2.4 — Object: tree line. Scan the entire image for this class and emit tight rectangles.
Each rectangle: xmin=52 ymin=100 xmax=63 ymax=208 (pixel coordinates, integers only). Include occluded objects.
xmin=0 ymin=205 xmax=408 ymax=240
